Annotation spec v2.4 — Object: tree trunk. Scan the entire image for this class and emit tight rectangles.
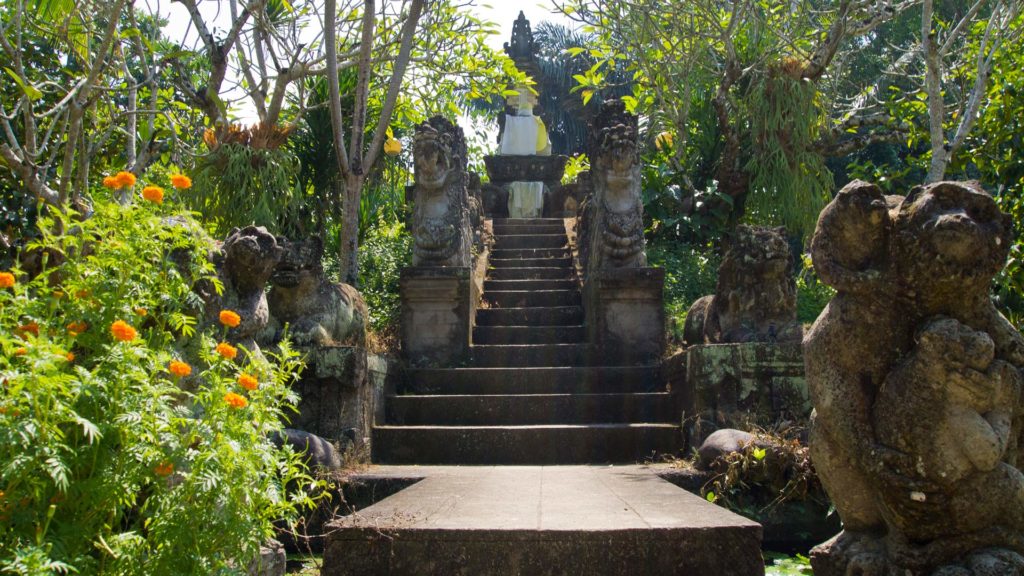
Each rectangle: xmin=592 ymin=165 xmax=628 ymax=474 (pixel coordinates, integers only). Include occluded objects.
xmin=338 ymin=172 xmax=363 ymax=285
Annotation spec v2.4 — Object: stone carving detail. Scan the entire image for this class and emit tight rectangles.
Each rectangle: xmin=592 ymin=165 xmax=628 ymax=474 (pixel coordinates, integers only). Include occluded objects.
xmin=265 ymin=236 xmax=367 ymax=347
xmin=684 ymin=225 xmax=802 ymax=345
xmin=577 ymin=99 xmax=646 ymax=273
xmin=805 ymin=180 xmax=1024 ymax=576
xmin=201 ymin=225 xmax=283 ymax=355
xmin=411 ymin=116 xmax=471 ymax=268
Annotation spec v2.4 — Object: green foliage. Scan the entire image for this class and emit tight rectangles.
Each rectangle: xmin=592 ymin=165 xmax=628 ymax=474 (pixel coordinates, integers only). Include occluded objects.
xmin=0 ymin=188 xmax=317 ymax=574
xmin=188 ymin=142 xmax=303 ymax=237
xmin=356 ymin=222 xmax=412 ymax=333
xmin=765 ymin=553 xmax=814 ymax=575
xmin=643 ymin=160 xmax=733 ymax=244
xmin=744 ymin=71 xmax=833 ymax=238
xmin=796 ymin=255 xmax=836 ymax=325
xmin=646 ymin=239 xmax=720 ymax=339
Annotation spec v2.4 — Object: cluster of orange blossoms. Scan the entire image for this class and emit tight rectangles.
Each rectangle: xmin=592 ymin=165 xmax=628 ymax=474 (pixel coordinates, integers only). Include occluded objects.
xmin=169 ymin=361 xmax=192 ymax=377
xmin=0 ymin=272 xmax=14 ymax=288
xmin=216 ymin=342 xmax=238 ymax=360
xmin=101 ymin=171 xmax=191 ymax=205
xmin=110 ymin=320 xmax=138 ymax=342
xmin=238 ymin=373 xmax=258 ymax=391
xmin=219 ymin=310 xmax=241 ymax=328
xmin=154 ymin=461 xmax=174 ymax=477
xmin=224 ymin=392 xmax=248 ymax=409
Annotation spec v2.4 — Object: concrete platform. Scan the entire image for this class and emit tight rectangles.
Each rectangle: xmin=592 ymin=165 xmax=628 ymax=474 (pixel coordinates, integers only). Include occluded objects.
xmin=324 ymin=465 xmax=764 ymax=576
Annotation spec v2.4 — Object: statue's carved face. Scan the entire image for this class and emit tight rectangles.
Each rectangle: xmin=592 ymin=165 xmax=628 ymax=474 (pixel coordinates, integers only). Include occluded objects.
xmin=896 ymin=182 xmax=1012 ymax=287
xmin=730 ymin=226 xmax=791 ymax=279
xmin=271 ymin=237 xmax=322 ymax=289
xmin=414 ymin=133 xmax=454 ymax=192
xmin=223 ymin=226 xmax=281 ymax=286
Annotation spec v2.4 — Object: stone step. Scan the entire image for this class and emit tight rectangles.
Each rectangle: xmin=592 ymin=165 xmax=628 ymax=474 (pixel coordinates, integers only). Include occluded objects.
xmin=324 ymin=466 xmax=763 ymax=576
xmin=491 ymin=218 xmax=565 ymax=226
xmin=491 ymin=222 xmax=565 ymax=235
xmin=486 ymin=267 xmax=574 ymax=280
xmin=483 ymin=278 xmax=577 ymax=292
xmin=489 ymin=256 xmax=573 ymax=269
xmin=372 ymin=423 xmax=682 ymax=464
xmin=483 ymin=289 xmax=581 ymax=308
xmin=405 ymin=366 xmax=664 ymax=395
xmin=494 ymin=234 xmax=567 ymax=250
xmin=476 ymin=306 xmax=583 ymax=326
xmin=471 ymin=343 xmax=589 ymax=367
xmin=386 ymin=393 xmax=676 ymax=426
xmin=490 ymin=247 xmax=570 ymax=260
xmin=473 ymin=324 xmax=585 ymax=345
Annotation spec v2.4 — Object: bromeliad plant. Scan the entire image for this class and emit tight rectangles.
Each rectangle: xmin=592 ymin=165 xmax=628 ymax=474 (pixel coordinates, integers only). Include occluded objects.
xmin=0 ymin=177 xmax=318 ymax=575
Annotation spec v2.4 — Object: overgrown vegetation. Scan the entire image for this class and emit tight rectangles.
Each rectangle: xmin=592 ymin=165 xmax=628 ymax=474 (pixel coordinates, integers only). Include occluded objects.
xmin=0 ymin=186 xmax=319 ymax=574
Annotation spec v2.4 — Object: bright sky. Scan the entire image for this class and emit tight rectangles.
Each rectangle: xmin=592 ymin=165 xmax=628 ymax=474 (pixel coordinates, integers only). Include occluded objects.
xmin=151 ymin=0 xmax=572 ymax=123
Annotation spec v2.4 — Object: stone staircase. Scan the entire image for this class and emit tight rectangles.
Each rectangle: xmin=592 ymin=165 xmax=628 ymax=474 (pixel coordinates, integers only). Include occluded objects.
xmin=372 ymin=218 xmax=681 ymax=464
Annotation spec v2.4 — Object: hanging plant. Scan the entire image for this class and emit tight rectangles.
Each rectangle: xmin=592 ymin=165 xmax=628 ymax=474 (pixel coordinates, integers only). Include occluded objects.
xmin=188 ymin=122 xmax=303 ymax=237
xmin=743 ymin=60 xmax=833 ymax=238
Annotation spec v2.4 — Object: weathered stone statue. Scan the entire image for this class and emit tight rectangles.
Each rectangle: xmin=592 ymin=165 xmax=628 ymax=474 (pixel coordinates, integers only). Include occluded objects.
xmin=264 ymin=236 xmax=367 ymax=347
xmin=578 ymin=99 xmax=646 ymax=272
xmin=683 ymin=225 xmax=802 ymax=345
xmin=806 ymin=179 xmax=1024 ymax=576
xmin=201 ymin=225 xmax=282 ymax=356
xmin=410 ymin=116 xmax=471 ymax=268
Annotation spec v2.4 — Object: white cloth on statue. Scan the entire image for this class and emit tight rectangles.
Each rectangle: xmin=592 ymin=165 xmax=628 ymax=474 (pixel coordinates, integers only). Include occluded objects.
xmin=508 ymin=181 xmax=544 ymax=218
xmin=500 ymin=115 xmax=539 ymax=155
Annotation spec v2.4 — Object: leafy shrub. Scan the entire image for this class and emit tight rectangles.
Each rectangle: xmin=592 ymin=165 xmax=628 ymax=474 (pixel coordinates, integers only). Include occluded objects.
xmin=0 ymin=187 xmax=317 ymax=574
xmin=357 ymin=221 xmax=413 ymax=337
xmin=797 ymin=254 xmax=836 ymax=325
xmin=646 ymin=239 xmax=720 ymax=340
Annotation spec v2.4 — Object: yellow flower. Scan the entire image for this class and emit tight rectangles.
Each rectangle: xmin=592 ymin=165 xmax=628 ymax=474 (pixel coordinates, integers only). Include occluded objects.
xmin=168 ymin=361 xmax=192 ymax=378
xmin=384 ymin=137 xmax=402 ymax=156
xmin=154 ymin=461 xmax=174 ymax=476
xmin=224 ymin=392 xmax=248 ymax=409
xmin=0 ymin=272 xmax=14 ymax=288
xmin=141 ymin=185 xmax=164 ymax=205
xmin=218 ymin=310 xmax=241 ymax=328
xmin=169 ymin=174 xmax=192 ymax=189
xmin=110 ymin=320 xmax=138 ymax=342
xmin=216 ymin=342 xmax=237 ymax=360
xmin=114 ymin=171 xmax=136 ymax=188
xmin=237 ymin=373 xmax=258 ymax=391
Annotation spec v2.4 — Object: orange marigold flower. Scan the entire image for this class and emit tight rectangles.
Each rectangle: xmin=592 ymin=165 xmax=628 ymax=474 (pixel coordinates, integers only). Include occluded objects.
xmin=67 ymin=321 xmax=88 ymax=336
xmin=110 ymin=320 xmax=138 ymax=342
xmin=16 ymin=322 xmax=39 ymax=339
xmin=224 ymin=392 xmax=248 ymax=409
xmin=168 ymin=360 xmax=192 ymax=377
xmin=13 ymin=348 xmax=27 ymax=356
xmin=216 ymin=342 xmax=237 ymax=360
xmin=0 ymin=272 xmax=15 ymax=288
xmin=169 ymin=174 xmax=192 ymax=189
xmin=102 ymin=175 xmax=119 ymax=189
xmin=65 ymin=352 xmax=75 ymax=362
xmin=134 ymin=307 xmax=148 ymax=316
xmin=114 ymin=171 xmax=136 ymax=188
xmin=154 ymin=461 xmax=174 ymax=476
xmin=141 ymin=185 xmax=164 ymax=205
xmin=219 ymin=310 xmax=241 ymax=328
xmin=237 ymin=373 xmax=258 ymax=391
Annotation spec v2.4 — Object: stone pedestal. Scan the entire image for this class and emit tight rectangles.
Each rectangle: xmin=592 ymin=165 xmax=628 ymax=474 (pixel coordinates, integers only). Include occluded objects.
xmin=680 ymin=342 xmax=807 ymax=449
xmin=291 ymin=346 xmax=395 ymax=447
xmin=583 ymin=267 xmax=665 ymax=366
xmin=400 ymin=267 xmax=472 ymax=367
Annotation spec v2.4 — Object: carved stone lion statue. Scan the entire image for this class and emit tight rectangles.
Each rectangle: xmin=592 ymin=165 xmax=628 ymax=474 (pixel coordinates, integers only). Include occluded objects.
xmin=805 ymin=180 xmax=1024 ymax=576
xmin=410 ymin=116 xmax=471 ymax=268
xmin=683 ymin=225 xmax=802 ymax=345
xmin=264 ymin=236 xmax=367 ymax=347
xmin=578 ymin=99 xmax=646 ymax=272
xmin=200 ymin=225 xmax=283 ymax=357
